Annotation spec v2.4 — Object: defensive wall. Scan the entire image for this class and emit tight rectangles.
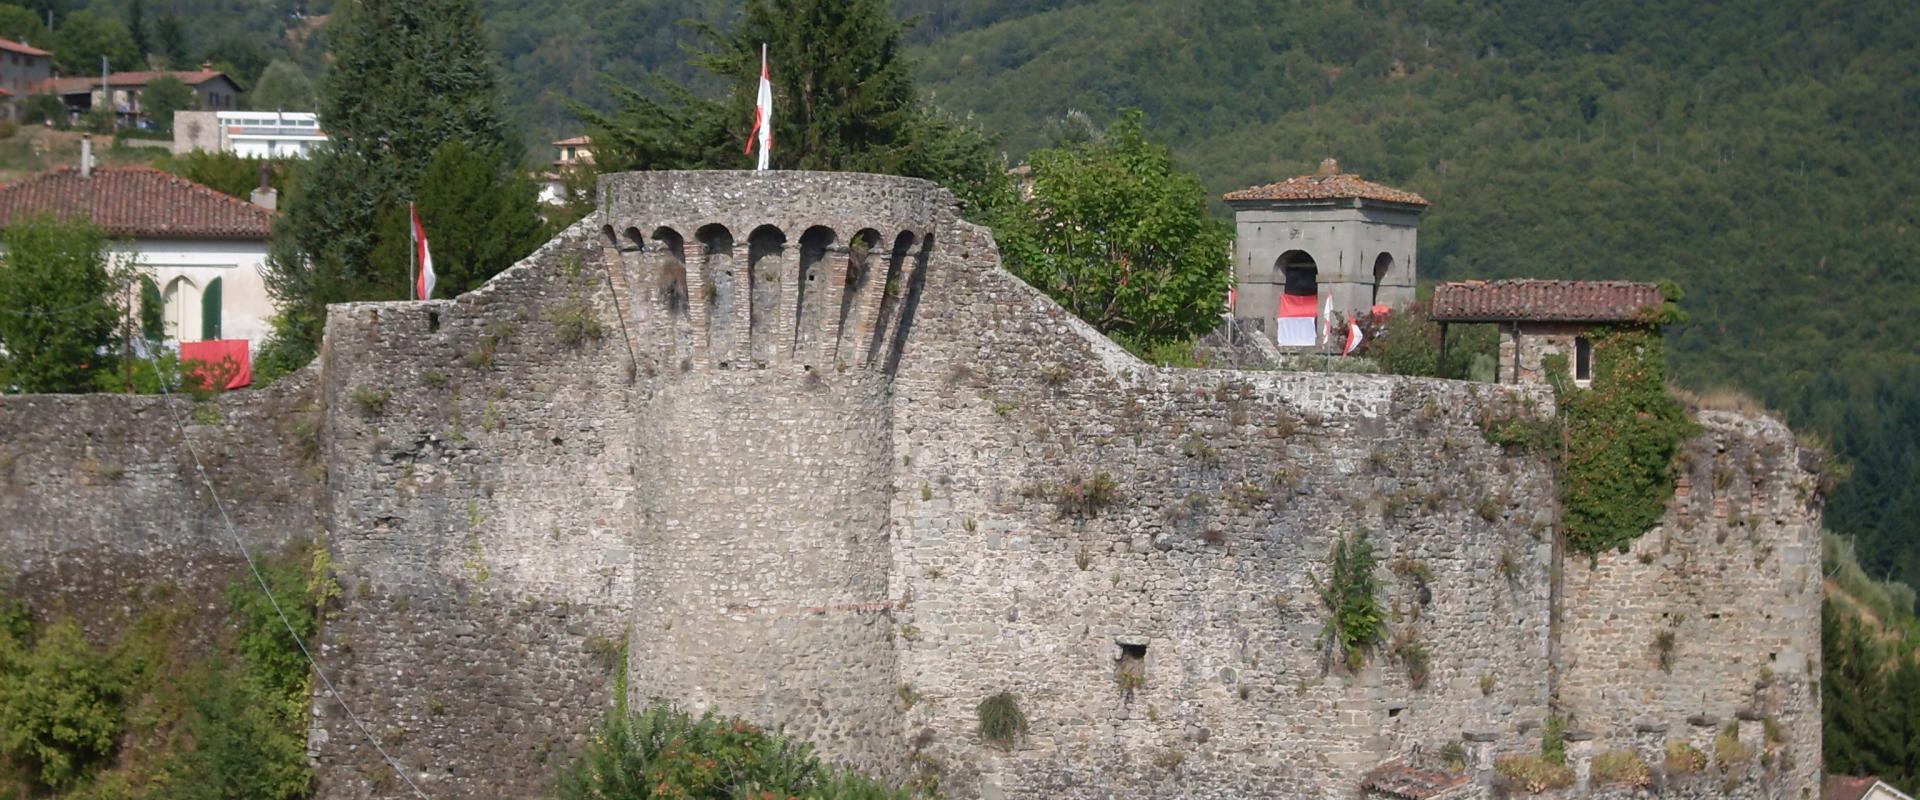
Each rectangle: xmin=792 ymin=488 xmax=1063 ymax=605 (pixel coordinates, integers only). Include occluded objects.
xmin=0 ymin=171 xmax=1823 ymax=799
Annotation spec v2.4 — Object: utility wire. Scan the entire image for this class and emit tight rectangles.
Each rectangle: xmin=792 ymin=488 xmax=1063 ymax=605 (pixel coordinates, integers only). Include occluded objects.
xmin=139 ymin=350 xmax=434 ymax=800
xmin=599 ymin=249 xmax=640 ymax=375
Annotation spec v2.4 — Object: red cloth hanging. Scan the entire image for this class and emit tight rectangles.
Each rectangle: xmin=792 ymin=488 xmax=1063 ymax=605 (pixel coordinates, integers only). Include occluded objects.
xmin=178 ymin=339 xmax=252 ymax=390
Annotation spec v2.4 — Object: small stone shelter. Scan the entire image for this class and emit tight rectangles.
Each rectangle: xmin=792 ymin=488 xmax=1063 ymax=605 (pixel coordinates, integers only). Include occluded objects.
xmin=1430 ymin=279 xmax=1665 ymax=386
xmin=1224 ymin=158 xmax=1427 ymax=347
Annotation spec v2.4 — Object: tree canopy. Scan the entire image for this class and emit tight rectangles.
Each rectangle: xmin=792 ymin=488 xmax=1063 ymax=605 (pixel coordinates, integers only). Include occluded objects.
xmin=248 ymin=59 xmax=317 ymax=111
xmin=0 ymin=217 xmax=130 ymax=394
xmin=989 ymin=110 xmax=1230 ymax=349
xmin=52 ymin=10 xmax=142 ymax=74
xmin=142 ymin=75 xmax=196 ymax=131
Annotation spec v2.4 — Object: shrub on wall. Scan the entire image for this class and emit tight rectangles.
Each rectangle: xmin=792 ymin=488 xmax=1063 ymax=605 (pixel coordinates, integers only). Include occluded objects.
xmin=1314 ymin=531 xmax=1383 ymax=670
xmin=556 ymin=701 xmax=909 ymax=799
xmin=0 ymin=613 xmax=128 ymax=791
xmin=976 ymin=691 xmax=1029 ymax=748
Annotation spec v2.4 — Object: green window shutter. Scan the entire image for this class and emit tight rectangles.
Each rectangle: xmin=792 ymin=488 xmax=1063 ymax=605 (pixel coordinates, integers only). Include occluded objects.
xmin=139 ymin=276 xmax=163 ymax=340
xmin=200 ymin=277 xmax=222 ymax=340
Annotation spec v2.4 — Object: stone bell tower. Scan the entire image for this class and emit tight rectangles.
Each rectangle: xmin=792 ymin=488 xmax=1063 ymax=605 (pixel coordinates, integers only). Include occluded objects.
xmin=1223 ymin=158 xmax=1428 ymax=347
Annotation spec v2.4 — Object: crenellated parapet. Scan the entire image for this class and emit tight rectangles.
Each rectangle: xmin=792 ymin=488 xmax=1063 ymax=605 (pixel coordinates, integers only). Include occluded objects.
xmin=595 ymin=171 xmax=947 ymax=373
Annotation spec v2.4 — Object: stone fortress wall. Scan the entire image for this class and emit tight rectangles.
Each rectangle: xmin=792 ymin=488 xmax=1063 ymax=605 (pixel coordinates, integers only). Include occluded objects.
xmin=0 ymin=171 xmax=1822 ymax=799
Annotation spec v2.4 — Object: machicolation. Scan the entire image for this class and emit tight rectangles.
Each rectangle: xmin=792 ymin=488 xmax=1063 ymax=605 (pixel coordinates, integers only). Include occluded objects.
xmin=0 ymin=171 xmax=1823 ymax=800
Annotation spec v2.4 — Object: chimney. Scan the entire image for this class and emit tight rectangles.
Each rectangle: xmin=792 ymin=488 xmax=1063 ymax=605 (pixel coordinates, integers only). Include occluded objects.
xmin=80 ymin=134 xmax=92 ymax=178
xmin=1316 ymin=157 xmax=1340 ymax=177
xmin=250 ymin=161 xmax=277 ymax=210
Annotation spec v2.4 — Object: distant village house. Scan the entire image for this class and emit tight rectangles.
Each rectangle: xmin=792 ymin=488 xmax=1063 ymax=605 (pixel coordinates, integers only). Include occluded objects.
xmin=172 ymin=110 xmax=327 ymax=159
xmin=538 ymin=135 xmax=592 ymax=205
xmin=0 ymin=38 xmax=52 ymax=119
xmin=0 ymin=144 xmax=277 ymax=357
xmin=1430 ymin=279 xmax=1666 ymax=386
xmin=35 ymin=69 xmax=241 ymax=126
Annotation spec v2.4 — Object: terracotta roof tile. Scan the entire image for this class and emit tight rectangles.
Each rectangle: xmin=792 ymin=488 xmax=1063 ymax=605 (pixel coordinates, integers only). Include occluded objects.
xmin=1225 ymin=159 xmax=1427 ymax=206
xmin=552 ymin=135 xmax=591 ymax=146
xmin=1361 ymin=764 xmax=1469 ymax=800
xmin=0 ymin=38 xmax=50 ymax=57
xmin=1825 ymin=775 xmax=1897 ymax=800
xmin=0 ymin=166 xmax=275 ymax=240
xmin=33 ymin=70 xmax=232 ymax=96
xmin=1430 ymin=279 xmax=1664 ymax=323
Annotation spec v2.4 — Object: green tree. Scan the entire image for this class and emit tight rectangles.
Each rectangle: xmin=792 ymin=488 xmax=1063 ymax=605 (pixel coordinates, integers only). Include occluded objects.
xmin=557 ymin=702 xmax=908 ymax=800
xmin=0 ymin=3 xmax=49 ymax=46
xmin=0 ymin=216 xmax=130 ymax=393
xmin=575 ymin=0 xmax=1009 ymax=211
xmin=259 ymin=0 xmax=517 ymax=375
xmin=248 ymin=59 xmax=316 ymax=111
xmin=52 ymin=10 xmax=142 ymax=74
xmin=152 ymin=14 xmax=186 ymax=67
xmin=141 ymin=74 xmax=197 ymax=131
xmin=0 ymin=618 xmax=128 ymax=791
xmin=989 ymin=110 xmax=1230 ymax=349
xmin=160 ymin=151 xmax=291 ymax=199
xmin=367 ymin=139 xmax=549 ymax=299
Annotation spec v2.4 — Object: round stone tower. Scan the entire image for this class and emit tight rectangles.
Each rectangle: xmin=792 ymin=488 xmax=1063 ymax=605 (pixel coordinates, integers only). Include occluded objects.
xmin=596 ymin=171 xmax=951 ymax=774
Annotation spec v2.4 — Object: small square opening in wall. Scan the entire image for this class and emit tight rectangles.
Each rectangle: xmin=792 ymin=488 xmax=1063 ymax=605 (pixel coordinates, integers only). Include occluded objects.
xmin=1116 ymin=642 xmax=1147 ymax=692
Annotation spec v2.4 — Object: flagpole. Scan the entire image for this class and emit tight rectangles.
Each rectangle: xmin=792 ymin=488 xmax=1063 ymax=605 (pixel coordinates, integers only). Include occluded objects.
xmin=408 ymin=202 xmax=416 ymax=301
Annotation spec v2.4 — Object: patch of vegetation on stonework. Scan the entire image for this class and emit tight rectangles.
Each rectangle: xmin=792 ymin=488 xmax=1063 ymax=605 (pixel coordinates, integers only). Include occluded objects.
xmin=1665 ymin=741 xmax=1709 ymax=775
xmin=351 ymin=386 xmax=391 ymax=417
xmin=0 ymin=541 xmax=331 ymax=799
xmin=976 ymin=691 xmax=1029 ymax=748
xmin=1313 ymin=530 xmax=1383 ymax=671
xmin=1593 ymin=749 xmax=1652 ymax=788
xmin=1051 ymin=472 xmax=1120 ymax=519
xmin=557 ymin=701 xmax=909 ymax=799
xmin=1496 ymin=753 xmax=1575 ymax=793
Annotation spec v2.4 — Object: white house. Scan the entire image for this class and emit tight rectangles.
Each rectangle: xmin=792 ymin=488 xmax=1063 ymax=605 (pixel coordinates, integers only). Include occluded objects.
xmin=0 ymin=153 xmax=277 ymax=346
xmin=1828 ymin=776 xmax=1917 ymax=800
xmin=537 ymin=135 xmax=593 ymax=205
xmin=173 ymin=110 xmax=327 ymax=159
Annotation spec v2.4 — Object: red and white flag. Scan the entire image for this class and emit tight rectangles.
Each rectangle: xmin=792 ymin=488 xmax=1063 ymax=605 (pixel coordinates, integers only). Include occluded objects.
xmin=1225 ymin=287 xmax=1237 ymax=315
xmin=411 ymin=202 xmax=435 ymax=301
xmin=746 ymin=44 xmax=772 ymax=171
xmin=1343 ymin=316 xmax=1365 ymax=356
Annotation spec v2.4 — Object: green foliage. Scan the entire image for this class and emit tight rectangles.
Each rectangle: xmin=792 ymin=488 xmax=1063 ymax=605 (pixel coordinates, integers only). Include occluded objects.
xmin=1540 ymin=713 xmax=1569 ymax=765
xmin=976 ymin=691 xmax=1028 ymax=747
xmin=1823 ymin=594 xmax=1920 ymax=790
xmin=1548 ymin=327 xmax=1698 ymax=553
xmin=142 ymin=76 xmax=198 ymax=132
xmin=555 ymin=701 xmax=908 ymax=799
xmin=1591 ymin=750 xmax=1651 ymax=788
xmin=0 ymin=617 xmax=128 ymax=790
xmin=0 ymin=215 xmax=132 ymax=394
xmin=22 ymin=94 xmax=68 ymax=128
xmin=159 ymin=151 xmax=294 ymax=200
xmin=989 ymin=110 xmax=1229 ymax=347
xmin=1359 ymin=301 xmax=1496 ymax=381
xmin=248 ymin=60 xmax=317 ymax=111
xmin=366 ymin=139 xmax=550 ymax=299
xmin=0 ymin=4 xmax=47 ymax=46
xmin=1051 ymin=471 xmax=1119 ymax=519
xmin=263 ymin=0 xmax=517 ymax=367
xmin=1314 ymin=530 xmax=1383 ymax=670
xmin=574 ymin=0 xmax=1012 ymax=215
xmin=53 ymin=10 xmax=142 ymax=74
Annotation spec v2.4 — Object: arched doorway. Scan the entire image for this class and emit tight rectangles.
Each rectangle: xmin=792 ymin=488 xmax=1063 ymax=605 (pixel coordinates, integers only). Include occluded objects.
xmin=162 ymin=276 xmax=199 ymax=342
xmin=1274 ymin=250 xmax=1319 ymax=346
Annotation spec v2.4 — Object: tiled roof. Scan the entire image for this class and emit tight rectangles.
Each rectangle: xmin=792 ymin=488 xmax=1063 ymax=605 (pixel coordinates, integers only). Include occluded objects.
xmin=34 ymin=70 xmax=232 ymax=95
xmin=553 ymin=135 xmax=591 ymax=146
xmin=1225 ymin=159 xmax=1427 ymax=206
xmin=1825 ymin=775 xmax=1914 ymax=800
xmin=0 ymin=167 xmax=275 ymax=240
xmin=0 ymin=38 xmax=50 ymax=57
xmin=1430 ymin=279 xmax=1665 ymax=323
xmin=1361 ymin=764 xmax=1470 ymax=800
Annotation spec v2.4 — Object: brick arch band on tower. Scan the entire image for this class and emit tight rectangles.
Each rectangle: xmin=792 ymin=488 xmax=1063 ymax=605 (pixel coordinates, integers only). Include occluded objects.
xmin=599 ymin=221 xmax=933 ymax=374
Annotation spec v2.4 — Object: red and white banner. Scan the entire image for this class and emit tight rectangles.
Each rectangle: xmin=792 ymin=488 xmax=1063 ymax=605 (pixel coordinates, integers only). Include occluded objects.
xmin=1343 ymin=317 xmax=1366 ymax=356
xmin=746 ymin=44 xmax=773 ymax=171
xmin=1276 ymin=291 xmax=1318 ymax=346
xmin=1225 ymin=287 xmax=1237 ymax=315
xmin=411 ymin=203 xmax=435 ymax=301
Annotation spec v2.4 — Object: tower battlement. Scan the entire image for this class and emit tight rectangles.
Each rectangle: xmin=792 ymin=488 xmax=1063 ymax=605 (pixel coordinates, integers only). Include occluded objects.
xmin=595 ymin=171 xmax=949 ymax=373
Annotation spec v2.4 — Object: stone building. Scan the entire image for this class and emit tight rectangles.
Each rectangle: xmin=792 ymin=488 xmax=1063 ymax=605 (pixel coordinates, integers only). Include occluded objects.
xmin=1225 ymin=158 xmax=1427 ymax=347
xmin=1430 ymin=279 xmax=1666 ymax=386
xmin=0 ymin=172 xmax=1823 ymax=800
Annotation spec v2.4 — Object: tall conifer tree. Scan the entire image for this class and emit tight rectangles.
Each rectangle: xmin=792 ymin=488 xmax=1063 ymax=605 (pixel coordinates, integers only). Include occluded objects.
xmin=259 ymin=0 xmax=519 ymax=375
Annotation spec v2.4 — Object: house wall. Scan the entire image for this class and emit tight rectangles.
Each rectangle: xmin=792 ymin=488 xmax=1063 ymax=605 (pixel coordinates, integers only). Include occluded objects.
xmin=0 ymin=51 xmax=49 ymax=100
xmin=128 ymin=238 xmax=274 ymax=345
xmin=1499 ymin=321 xmax=1591 ymax=385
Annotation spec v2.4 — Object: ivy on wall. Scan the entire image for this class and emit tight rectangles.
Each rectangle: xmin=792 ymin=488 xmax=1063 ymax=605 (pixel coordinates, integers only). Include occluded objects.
xmin=1547 ymin=324 xmax=1698 ymax=554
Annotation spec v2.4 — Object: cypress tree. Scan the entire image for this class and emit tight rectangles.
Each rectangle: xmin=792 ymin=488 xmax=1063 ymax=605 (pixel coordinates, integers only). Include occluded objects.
xmin=259 ymin=0 xmax=520 ymax=376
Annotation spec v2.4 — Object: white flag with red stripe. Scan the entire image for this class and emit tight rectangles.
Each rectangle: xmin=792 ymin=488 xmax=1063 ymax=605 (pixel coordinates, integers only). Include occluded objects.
xmin=411 ymin=203 xmax=435 ymax=301
xmin=1343 ymin=316 xmax=1365 ymax=356
xmin=746 ymin=44 xmax=772 ymax=171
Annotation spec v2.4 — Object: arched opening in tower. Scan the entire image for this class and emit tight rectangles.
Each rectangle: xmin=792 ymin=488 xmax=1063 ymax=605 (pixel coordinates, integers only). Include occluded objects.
xmin=1275 ymin=249 xmax=1319 ymax=346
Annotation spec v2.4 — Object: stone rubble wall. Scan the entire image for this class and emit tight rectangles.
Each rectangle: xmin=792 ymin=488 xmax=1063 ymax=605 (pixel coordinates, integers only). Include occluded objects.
xmin=0 ymin=369 xmax=323 ymax=647
xmin=0 ymin=172 xmax=1823 ymax=800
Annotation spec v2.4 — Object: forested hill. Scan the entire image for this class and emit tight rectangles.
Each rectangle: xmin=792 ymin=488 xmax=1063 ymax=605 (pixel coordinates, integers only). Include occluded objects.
xmin=485 ymin=0 xmax=1920 ymax=595
xmin=909 ymin=0 xmax=1920 ymax=593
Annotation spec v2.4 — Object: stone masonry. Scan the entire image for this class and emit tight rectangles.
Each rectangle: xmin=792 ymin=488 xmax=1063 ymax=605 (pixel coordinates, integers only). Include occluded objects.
xmin=0 ymin=171 xmax=1822 ymax=799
